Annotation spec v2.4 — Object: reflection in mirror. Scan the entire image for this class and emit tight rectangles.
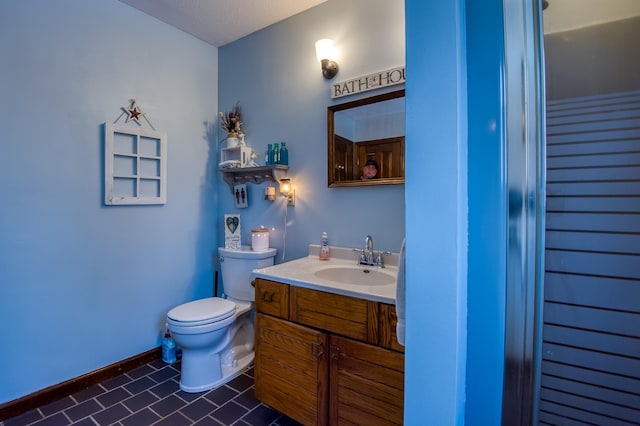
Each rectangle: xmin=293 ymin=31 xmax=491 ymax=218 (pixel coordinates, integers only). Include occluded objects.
xmin=328 ymin=90 xmax=405 ymax=187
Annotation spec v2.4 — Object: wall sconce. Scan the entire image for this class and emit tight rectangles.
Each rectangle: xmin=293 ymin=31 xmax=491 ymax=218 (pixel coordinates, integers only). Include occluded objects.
xmin=315 ymin=39 xmax=339 ymax=79
xmin=279 ymin=178 xmax=295 ymax=206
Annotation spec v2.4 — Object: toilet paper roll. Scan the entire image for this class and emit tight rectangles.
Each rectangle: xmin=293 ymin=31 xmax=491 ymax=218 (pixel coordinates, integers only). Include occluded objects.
xmin=264 ymin=186 xmax=276 ymax=201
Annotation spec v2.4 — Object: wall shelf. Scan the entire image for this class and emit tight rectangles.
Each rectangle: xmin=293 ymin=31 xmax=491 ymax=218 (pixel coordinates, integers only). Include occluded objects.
xmin=219 ymin=165 xmax=288 ymax=193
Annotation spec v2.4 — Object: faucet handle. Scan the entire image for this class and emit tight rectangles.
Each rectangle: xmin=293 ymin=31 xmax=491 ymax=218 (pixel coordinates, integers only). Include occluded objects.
xmin=352 ymin=248 xmax=367 ymax=264
xmin=375 ymin=250 xmax=391 ymax=268
xmin=374 ymin=252 xmax=383 ymax=267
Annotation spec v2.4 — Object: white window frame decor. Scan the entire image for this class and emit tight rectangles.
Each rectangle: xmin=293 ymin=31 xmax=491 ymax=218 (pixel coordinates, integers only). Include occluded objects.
xmin=104 ymin=123 xmax=167 ymax=205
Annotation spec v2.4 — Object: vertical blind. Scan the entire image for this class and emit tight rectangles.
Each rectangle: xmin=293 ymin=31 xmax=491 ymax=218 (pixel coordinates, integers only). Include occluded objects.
xmin=539 ymin=90 xmax=640 ymax=425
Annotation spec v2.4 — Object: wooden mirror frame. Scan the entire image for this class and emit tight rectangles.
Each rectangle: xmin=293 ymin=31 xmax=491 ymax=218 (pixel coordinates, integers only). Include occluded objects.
xmin=327 ymin=89 xmax=405 ymax=187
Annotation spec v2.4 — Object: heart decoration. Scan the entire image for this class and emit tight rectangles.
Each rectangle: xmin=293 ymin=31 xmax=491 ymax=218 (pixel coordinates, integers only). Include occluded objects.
xmin=226 ymin=216 xmax=239 ymax=234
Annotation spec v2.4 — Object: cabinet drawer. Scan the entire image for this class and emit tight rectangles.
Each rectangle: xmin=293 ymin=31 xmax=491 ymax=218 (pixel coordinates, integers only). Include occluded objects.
xmin=290 ymin=287 xmax=378 ymax=344
xmin=379 ymin=303 xmax=405 ymax=353
xmin=254 ymin=279 xmax=289 ymax=319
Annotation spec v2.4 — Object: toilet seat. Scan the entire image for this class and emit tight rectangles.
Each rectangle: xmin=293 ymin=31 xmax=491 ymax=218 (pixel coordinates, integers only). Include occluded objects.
xmin=167 ymin=298 xmax=236 ymax=327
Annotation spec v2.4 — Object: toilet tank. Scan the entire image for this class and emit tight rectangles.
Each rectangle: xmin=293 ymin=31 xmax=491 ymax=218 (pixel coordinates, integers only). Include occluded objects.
xmin=218 ymin=246 xmax=277 ymax=301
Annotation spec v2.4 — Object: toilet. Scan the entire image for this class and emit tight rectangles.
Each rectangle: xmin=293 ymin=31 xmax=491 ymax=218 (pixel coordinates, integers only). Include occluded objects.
xmin=167 ymin=246 xmax=277 ymax=393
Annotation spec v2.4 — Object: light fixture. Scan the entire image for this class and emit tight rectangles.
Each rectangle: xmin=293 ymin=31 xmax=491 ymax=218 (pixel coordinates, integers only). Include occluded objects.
xmin=279 ymin=178 xmax=295 ymax=206
xmin=315 ymin=39 xmax=339 ymax=79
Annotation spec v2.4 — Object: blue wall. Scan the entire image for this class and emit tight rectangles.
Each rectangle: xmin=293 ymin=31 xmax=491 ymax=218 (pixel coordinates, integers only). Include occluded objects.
xmin=465 ymin=0 xmax=508 ymax=424
xmin=216 ymin=0 xmax=406 ymax=265
xmin=0 ymin=0 xmax=514 ymax=423
xmin=0 ymin=0 xmax=219 ymax=403
xmin=405 ymin=1 xmax=468 ymax=423
xmin=405 ymin=0 xmax=509 ymax=423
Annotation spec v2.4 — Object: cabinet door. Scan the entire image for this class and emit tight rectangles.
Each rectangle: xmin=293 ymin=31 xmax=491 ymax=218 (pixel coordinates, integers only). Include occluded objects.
xmin=334 ymin=135 xmax=354 ymax=182
xmin=355 ymin=137 xmax=404 ymax=179
xmin=330 ymin=335 xmax=404 ymax=425
xmin=255 ymin=313 xmax=328 ymax=426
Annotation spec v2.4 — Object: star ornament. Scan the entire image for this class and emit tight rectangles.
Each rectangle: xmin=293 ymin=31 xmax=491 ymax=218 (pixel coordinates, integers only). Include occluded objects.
xmin=125 ymin=104 xmax=144 ymax=124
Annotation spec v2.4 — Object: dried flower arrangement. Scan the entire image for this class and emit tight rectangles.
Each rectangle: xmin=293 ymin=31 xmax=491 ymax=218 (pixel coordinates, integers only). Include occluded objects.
xmin=218 ymin=103 xmax=243 ymax=137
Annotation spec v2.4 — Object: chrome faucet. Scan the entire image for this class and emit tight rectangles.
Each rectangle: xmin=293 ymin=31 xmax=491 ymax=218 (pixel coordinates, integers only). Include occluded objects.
xmin=364 ymin=235 xmax=374 ymax=264
xmin=354 ymin=234 xmax=386 ymax=268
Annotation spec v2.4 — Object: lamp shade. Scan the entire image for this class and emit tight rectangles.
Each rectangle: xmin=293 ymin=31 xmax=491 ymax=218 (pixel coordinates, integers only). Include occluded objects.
xmin=280 ymin=178 xmax=292 ymax=194
xmin=315 ymin=39 xmax=335 ymax=61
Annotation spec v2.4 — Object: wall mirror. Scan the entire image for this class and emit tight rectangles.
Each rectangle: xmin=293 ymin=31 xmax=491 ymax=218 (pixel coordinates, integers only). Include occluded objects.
xmin=328 ymin=89 xmax=405 ymax=187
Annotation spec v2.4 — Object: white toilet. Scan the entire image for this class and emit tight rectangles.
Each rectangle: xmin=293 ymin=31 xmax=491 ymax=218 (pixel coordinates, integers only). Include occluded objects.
xmin=167 ymin=246 xmax=277 ymax=393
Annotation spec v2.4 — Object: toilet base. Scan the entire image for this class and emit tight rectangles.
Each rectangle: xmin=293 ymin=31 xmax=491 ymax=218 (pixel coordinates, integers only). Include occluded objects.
xmin=177 ymin=313 xmax=255 ymax=393
xmin=178 ymin=351 xmax=254 ymax=393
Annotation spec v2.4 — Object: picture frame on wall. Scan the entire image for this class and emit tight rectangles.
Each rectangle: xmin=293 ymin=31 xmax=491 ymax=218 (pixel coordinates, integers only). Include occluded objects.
xmin=104 ymin=123 xmax=167 ymax=205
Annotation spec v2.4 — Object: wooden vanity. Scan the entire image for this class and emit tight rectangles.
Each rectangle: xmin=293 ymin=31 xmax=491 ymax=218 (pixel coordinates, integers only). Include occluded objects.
xmin=253 ymin=278 xmax=404 ymax=426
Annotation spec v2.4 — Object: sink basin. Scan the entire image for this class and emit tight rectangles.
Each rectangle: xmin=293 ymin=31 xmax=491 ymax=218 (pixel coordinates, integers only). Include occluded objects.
xmin=313 ymin=266 xmax=395 ymax=286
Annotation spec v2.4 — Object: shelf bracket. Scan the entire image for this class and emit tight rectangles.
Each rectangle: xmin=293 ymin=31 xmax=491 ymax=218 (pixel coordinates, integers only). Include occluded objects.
xmin=220 ymin=165 xmax=289 ymax=193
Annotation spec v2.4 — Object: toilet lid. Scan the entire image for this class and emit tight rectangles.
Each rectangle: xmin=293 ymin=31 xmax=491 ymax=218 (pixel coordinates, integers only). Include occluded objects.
xmin=167 ymin=298 xmax=235 ymax=325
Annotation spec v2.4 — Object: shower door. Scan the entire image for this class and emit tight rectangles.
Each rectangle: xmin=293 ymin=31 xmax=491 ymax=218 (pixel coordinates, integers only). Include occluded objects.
xmin=499 ymin=1 xmax=640 ymax=424
xmin=537 ymin=2 xmax=640 ymax=423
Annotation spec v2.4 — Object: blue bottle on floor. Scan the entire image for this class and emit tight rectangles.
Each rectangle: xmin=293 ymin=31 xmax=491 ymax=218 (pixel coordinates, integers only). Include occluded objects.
xmin=162 ymin=330 xmax=176 ymax=364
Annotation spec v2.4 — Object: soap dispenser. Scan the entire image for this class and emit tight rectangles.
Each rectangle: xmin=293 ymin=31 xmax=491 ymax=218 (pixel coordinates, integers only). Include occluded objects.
xmin=319 ymin=232 xmax=330 ymax=260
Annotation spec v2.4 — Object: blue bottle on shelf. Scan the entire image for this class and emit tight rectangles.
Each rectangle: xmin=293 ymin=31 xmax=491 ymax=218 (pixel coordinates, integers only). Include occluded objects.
xmin=279 ymin=142 xmax=288 ymax=165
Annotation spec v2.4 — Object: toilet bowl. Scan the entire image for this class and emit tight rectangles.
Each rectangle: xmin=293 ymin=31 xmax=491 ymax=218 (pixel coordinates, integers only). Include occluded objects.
xmin=167 ymin=246 xmax=276 ymax=393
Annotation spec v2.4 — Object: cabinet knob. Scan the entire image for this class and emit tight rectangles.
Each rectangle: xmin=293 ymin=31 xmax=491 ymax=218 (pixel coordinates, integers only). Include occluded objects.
xmin=330 ymin=345 xmax=343 ymax=360
xmin=311 ymin=343 xmax=324 ymax=358
xmin=331 ymin=346 xmax=340 ymax=361
xmin=261 ymin=291 xmax=275 ymax=302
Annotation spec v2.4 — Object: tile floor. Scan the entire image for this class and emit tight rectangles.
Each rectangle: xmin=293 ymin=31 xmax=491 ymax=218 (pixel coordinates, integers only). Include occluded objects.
xmin=1 ymin=360 xmax=301 ymax=426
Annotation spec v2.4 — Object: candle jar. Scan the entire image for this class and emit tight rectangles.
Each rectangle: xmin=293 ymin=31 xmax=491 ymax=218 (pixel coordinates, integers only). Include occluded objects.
xmin=251 ymin=228 xmax=270 ymax=251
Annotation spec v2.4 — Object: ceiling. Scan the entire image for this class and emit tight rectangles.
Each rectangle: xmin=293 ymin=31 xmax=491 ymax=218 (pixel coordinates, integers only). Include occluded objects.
xmin=117 ymin=0 xmax=327 ymax=47
xmin=117 ymin=0 xmax=640 ymax=47
xmin=543 ymin=0 xmax=640 ymax=34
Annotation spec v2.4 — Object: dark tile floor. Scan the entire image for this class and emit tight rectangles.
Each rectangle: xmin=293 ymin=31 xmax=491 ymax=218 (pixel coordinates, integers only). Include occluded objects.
xmin=1 ymin=360 xmax=301 ymax=426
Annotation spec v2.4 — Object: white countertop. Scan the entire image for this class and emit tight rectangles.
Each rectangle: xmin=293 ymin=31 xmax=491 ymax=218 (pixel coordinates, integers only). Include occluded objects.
xmin=251 ymin=245 xmax=399 ymax=304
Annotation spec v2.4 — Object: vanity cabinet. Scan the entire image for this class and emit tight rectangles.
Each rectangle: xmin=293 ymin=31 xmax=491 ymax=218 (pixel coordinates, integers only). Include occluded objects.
xmin=254 ymin=278 xmax=404 ymax=426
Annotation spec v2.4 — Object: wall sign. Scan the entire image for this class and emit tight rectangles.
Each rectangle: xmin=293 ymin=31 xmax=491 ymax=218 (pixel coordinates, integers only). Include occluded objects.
xmin=331 ymin=66 xmax=405 ymax=99
xmin=234 ymin=184 xmax=248 ymax=208
xmin=224 ymin=214 xmax=241 ymax=249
